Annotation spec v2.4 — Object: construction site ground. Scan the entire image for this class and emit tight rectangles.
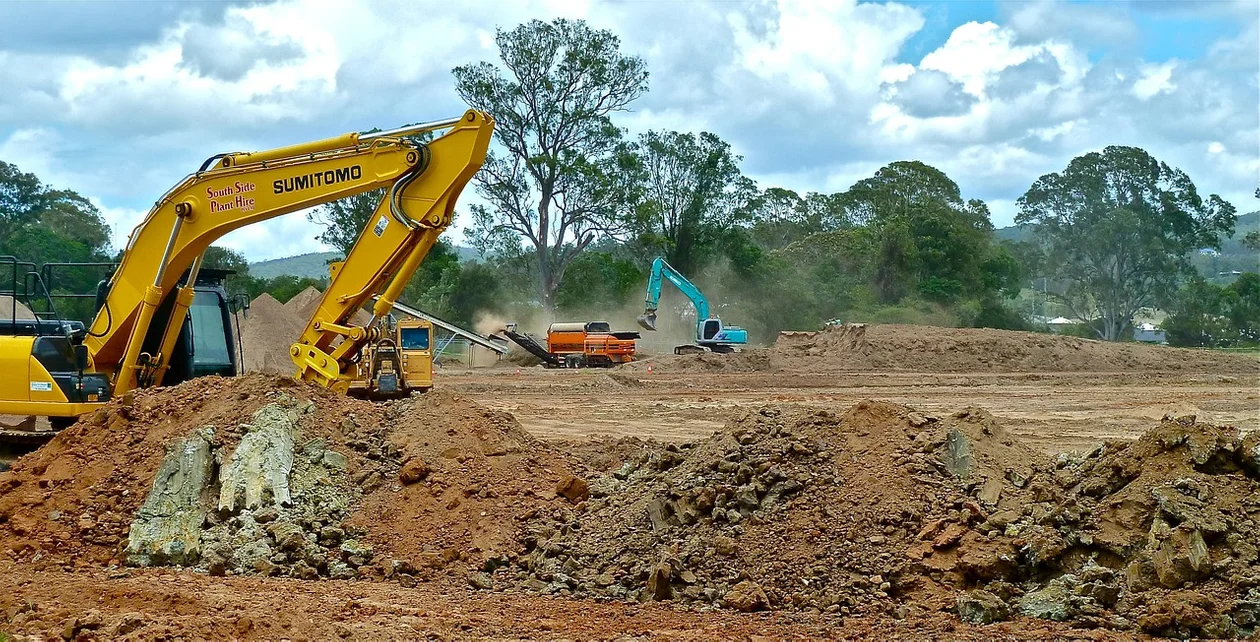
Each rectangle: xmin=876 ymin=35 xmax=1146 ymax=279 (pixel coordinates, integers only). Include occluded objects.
xmin=1 ymin=324 xmax=1258 ymax=640
xmin=447 ymin=368 xmax=1259 ymax=453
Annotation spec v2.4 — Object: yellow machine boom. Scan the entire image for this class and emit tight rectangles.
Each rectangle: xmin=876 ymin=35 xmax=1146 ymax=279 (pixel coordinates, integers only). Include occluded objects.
xmin=0 ymin=110 xmax=493 ymax=419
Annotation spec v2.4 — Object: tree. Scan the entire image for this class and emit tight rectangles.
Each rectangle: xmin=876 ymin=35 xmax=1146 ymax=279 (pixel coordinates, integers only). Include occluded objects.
xmin=1162 ymin=276 xmax=1229 ymax=347
xmin=747 ymin=187 xmax=807 ymax=250
xmin=1243 ymin=231 xmax=1260 ymax=253
xmin=453 ymin=18 xmax=649 ymax=314
xmin=0 ymin=161 xmax=46 ymax=251
xmin=633 ymin=130 xmax=753 ymax=274
xmin=1225 ymin=271 xmax=1260 ymax=344
xmin=842 ymin=160 xmax=967 ymax=226
xmin=555 ymin=250 xmax=644 ymax=313
xmin=840 ymin=161 xmax=1009 ymax=306
xmin=1017 ymin=146 xmax=1236 ymax=341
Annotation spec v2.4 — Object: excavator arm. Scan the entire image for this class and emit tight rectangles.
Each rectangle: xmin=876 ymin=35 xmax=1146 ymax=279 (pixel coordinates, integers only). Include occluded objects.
xmin=4 ymin=110 xmax=493 ymax=418
xmin=637 ymin=257 xmax=712 ymax=335
xmin=289 ymin=112 xmax=494 ymax=392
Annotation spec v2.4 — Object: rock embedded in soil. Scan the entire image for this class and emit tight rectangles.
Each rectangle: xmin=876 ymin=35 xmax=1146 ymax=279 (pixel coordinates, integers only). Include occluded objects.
xmin=956 ymin=589 xmax=1009 ymax=624
xmin=124 ymin=428 xmax=217 ymax=566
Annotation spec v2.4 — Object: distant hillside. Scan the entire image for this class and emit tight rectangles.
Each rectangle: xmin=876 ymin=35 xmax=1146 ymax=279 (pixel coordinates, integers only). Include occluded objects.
xmin=249 ymin=245 xmax=484 ymax=280
xmin=249 ymin=252 xmax=339 ymax=280
xmin=1193 ymin=210 xmax=1259 ymax=282
xmin=994 ymin=224 xmax=1032 ymax=243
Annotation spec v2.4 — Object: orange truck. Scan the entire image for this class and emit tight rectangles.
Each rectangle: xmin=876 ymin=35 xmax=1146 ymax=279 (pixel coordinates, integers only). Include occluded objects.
xmin=502 ymin=321 xmax=638 ymax=368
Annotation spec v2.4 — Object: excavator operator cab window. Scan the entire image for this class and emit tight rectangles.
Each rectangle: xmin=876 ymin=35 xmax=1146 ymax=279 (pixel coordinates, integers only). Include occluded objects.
xmin=400 ymin=326 xmax=430 ymax=351
xmin=189 ymin=291 xmax=232 ymax=372
xmin=702 ymin=319 xmax=722 ymax=341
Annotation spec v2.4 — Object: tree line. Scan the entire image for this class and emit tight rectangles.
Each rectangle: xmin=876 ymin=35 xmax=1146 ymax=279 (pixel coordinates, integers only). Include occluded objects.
xmin=2 ymin=18 xmax=1253 ymax=348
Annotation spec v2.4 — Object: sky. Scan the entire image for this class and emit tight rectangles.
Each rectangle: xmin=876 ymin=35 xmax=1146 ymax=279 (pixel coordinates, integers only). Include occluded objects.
xmin=0 ymin=0 xmax=1255 ymax=261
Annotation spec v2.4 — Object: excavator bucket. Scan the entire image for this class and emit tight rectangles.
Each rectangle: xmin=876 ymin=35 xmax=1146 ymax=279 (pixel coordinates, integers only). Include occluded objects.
xmin=636 ymin=311 xmax=658 ymax=332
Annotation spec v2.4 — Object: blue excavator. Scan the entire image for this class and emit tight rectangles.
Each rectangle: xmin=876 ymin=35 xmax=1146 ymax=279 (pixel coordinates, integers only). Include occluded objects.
xmin=636 ymin=257 xmax=748 ymax=355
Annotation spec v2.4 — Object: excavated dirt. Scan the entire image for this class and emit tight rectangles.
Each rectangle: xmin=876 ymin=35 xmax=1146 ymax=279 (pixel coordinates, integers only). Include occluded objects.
xmin=0 ymin=295 xmax=35 ymax=320
xmin=239 ymin=294 xmax=307 ymax=374
xmin=284 ymin=286 xmax=324 ymax=322
xmin=0 ymin=374 xmax=581 ymax=595
xmin=239 ymin=287 xmax=381 ymax=375
xmin=628 ymin=323 xmax=1260 ymax=374
xmin=507 ymin=401 xmax=1260 ymax=637
xmin=1 ymin=368 xmax=1257 ymax=639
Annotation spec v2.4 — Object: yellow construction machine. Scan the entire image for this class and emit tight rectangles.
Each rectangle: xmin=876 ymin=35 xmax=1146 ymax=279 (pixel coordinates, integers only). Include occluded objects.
xmin=349 ymin=317 xmax=433 ymax=398
xmin=0 ymin=110 xmax=493 ymax=423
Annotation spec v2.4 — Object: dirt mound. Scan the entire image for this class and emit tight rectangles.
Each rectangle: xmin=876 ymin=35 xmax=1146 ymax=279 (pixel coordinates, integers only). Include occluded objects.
xmin=508 ymin=401 xmax=1260 ymax=637
xmin=0 ymin=295 xmax=35 ymax=320
xmin=634 ymin=323 xmax=1260 ymax=374
xmin=284 ymin=286 xmax=325 ymax=321
xmin=347 ymin=390 xmax=581 ymax=580
xmin=0 ymin=375 xmax=372 ymax=566
xmin=510 ymin=401 xmax=1044 ymax=612
xmin=0 ymin=377 xmax=579 ymax=587
xmin=240 ymin=293 xmax=307 ymax=374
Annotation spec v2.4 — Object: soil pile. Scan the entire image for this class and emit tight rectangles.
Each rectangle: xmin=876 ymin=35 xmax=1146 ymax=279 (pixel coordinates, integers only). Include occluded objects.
xmin=346 ymin=390 xmax=582 ymax=583
xmin=510 ymin=401 xmax=1044 ymax=612
xmin=509 ymin=401 xmax=1260 ymax=637
xmin=0 ymin=376 xmax=580 ymax=587
xmin=0 ymin=295 xmax=35 ymax=320
xmin=239 ymin=294 xmax=307 ymax=374
xmin=0 ymin=376 xmax=382 ymax=568
xmin=630 ymin=323 xmax=1260 ymax=374
xmin=284 ymin=286 xmax=324 ymax=321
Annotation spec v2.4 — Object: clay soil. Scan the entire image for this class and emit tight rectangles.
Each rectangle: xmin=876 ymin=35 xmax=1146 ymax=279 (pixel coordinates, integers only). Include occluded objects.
xmin=0 ymin=323 xmax=1257 ymax=641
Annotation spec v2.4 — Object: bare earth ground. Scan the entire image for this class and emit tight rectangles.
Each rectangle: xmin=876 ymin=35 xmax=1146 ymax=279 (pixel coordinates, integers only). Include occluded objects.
xmin=1 ymin=340 xmax=1257 ymax=639
xmin=1 ymin=563 xmax=1135 ymax=641
xmin=441 ymin=368 xmax=1260 ymax=453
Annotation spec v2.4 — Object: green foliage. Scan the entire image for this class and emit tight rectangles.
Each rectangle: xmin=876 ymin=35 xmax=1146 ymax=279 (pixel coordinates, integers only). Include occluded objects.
xmin=399 ymin=240 xmax=503 ymax=327
xmin=244 ymin=274 xmax=326 ymax=303
xmin=1162 ymin=272 xmax=1260 ymax=347
xmin=454 ymin=18 xmax=649 ymax=313
xmin=0 ymin=161 xmax=47 ymax=250
xmin=0 ymin=160 xmax=114 ymax=321
xmin=1244 ymin=230 xmax=1260 ymax=252
xmin=633 ymin=130 xmax=753 ymax=275
xmin=555 ymin=250 xmax=645 ymax=314
xmin=1017 ymin=145 xmax=1236 ymax=341
xmin=1162 ymin=277 xmax=1231 ymax=347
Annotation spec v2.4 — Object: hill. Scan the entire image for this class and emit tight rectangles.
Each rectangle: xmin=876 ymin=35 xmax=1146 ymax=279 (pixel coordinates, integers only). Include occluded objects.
xmin=249 ymin=245 xmax=483 ymax=280
xmin=249 ymin=252 xmax=339 ymax=280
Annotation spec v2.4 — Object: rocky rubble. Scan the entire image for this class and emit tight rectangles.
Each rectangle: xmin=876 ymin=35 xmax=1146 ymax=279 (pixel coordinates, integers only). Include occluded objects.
xmin=505 ymin=401 xmax=1042 ymax=617
xmin=502 ymin=402 xmax=1260 ymax=637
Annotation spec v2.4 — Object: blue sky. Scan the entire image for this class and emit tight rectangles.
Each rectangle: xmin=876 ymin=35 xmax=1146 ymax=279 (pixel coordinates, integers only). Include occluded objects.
xmin=0 ymin=0 xmax=1255 ymax=261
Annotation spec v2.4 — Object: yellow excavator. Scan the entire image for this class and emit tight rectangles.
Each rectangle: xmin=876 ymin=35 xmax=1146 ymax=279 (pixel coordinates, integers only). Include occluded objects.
xmin=0 ymin=109 xmax=493 ymax=424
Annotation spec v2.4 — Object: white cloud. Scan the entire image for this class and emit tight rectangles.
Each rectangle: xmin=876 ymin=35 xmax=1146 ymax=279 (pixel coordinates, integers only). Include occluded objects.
xmin=1132 ymin=61 xmax=1177 ymax=100
xmin=0 ymin=0 xmax=1255 ymax=262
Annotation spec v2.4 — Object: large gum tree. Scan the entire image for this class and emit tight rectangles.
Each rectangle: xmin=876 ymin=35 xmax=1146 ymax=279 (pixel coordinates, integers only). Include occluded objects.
xmin=1017 ymin=146 xmax=1236 ymax=341
xmin=454 ymin=19 xmax=648 ymax=314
